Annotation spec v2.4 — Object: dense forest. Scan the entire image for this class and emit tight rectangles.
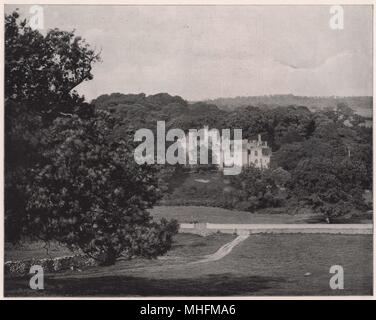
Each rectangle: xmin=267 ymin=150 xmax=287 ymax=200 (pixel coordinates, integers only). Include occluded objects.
xmin=93 ymin=92 xmax=372 ymax=221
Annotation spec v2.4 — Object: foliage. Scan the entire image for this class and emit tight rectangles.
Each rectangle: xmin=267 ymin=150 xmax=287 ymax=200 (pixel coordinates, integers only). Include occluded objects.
xmin=5 ymin=11 xmax=100 ymax=242
xmin=5 ymin=11 xmax=178 ymax=265
xmin=206 ymin=94 xmax=372 ymax=117
xmin=97 ymin=89 xmax=372 ymax=219
xmin=289 ymin=157 xmax=368 ymax=220
xmin=228 ymin=166 xmax=284 ymax=211
xmin=5 ymin=10 xmax=373 ymax=229
xmin=5 ymin=10 xmax=99 ymax=120
xmin=24 ymin=111 xmax=178 ymax=265
xmin=271 ymin=167 xmax=291 ymax=187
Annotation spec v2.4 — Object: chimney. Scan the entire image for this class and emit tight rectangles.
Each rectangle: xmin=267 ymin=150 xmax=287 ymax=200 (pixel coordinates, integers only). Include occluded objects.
xmin=258 ymin=134 xmax=261 ymax=145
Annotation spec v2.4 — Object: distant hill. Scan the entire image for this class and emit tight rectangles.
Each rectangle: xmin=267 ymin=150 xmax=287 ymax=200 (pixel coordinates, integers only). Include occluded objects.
xmin=205 ymin=95 xmax=373 ymax=118
xmin=92 ymin=92 xmax=188 ymax=110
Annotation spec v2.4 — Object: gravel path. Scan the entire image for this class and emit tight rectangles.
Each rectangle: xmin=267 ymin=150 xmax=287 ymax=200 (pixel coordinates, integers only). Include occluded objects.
xmin=189 ymin=233 xmax=249 ymax=264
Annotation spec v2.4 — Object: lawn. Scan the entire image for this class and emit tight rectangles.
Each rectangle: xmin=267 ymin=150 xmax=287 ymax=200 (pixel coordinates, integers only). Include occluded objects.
xmin=150 ymin=205 xmax=317 ymax=224
xmin=5 ymin=233 xmax=234 ymax=264
xmin=150 ymin=205 xmax=372 ymax=224
xmin=5 ymin=233 xmax=372 ymax=296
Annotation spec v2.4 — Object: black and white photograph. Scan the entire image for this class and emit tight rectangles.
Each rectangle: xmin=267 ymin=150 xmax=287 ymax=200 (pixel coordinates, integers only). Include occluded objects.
xmin=2 ymin=3 xmax=374 ymax=298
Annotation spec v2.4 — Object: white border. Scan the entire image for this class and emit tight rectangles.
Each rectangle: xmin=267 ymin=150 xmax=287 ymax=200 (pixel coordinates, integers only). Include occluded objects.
xmin=0 ymin=0 xmax=374 ymax=300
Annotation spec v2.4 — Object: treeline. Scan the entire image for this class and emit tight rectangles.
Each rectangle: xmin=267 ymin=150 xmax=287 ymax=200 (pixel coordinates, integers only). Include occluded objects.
xmin=205 ymin=94 xmax=373 ymax=118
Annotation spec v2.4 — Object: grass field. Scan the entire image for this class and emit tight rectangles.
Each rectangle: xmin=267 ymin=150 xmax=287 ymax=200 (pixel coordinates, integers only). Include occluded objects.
xmin=150 ymin=206 xmax=372 ymax=224
xmin=5 ymin=233 xmax=234 ymax=263
xmin=150 ymin=206 xmax=319 ymax=224
xmin=5 ymin=233 xmax=372 ymax=296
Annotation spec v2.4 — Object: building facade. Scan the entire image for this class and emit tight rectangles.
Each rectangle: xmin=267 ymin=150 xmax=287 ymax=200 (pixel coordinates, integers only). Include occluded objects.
xmin=219 ymin=134 xmax=271 ymax=170
xmin=180 ymin=127 xmax=271 ymax=170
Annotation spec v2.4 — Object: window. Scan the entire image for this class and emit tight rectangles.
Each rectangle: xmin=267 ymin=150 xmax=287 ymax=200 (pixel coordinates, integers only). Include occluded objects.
xmin=254 ymin=150 xmax=258 ymax=156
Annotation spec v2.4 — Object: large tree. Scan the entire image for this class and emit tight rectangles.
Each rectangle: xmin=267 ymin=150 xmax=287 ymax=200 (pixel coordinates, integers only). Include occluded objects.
xmin=5 ymin=11 xmax=178 ymax=264
xmin=289 ymin=157 xmax=368 ymax=221
xmin=25 ymin=111 xmax=178 ymax=265
xmin=5 ymin=10 xmax=100 ymax=241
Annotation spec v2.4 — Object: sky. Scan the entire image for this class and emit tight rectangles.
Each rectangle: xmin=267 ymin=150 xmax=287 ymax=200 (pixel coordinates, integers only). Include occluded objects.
xmin=6 ymin=5 xmax=373 ymax=101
